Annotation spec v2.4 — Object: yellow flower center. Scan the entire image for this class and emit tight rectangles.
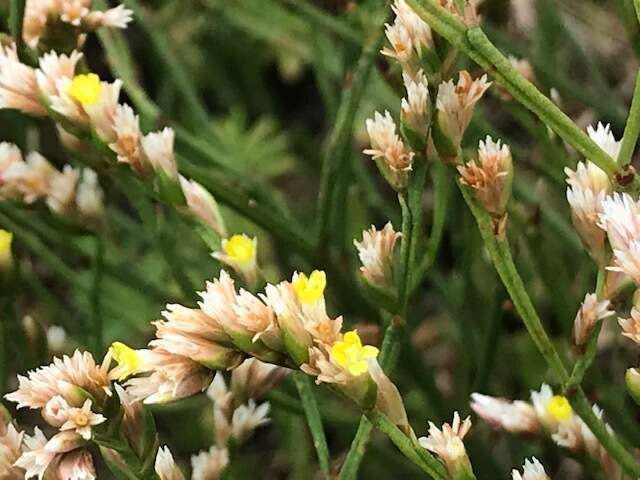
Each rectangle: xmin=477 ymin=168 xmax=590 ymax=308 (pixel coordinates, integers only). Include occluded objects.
xmin=547 ymin=395 xmax=573 ymax=421
xmin=0 ymin=230 xmax=13 ymax=255
xmin=74 ymin=412 xmax=89 ymax=427
xmin=222 ymin=234 xmax=256 ymax=264
xmin=110 ymin=341 xmax=141 ymax=380
xmin=68 ymin=73 xmax=103 ymax=105
xmin=292 ymin=270 xmax=326 ymax=303
xmin=331 ymin=330 xmax=379 ymax=376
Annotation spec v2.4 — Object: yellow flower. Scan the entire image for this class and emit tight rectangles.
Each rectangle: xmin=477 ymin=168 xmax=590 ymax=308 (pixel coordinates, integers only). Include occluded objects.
xmin=292 ymin=270 xmax=326 ymax=303
xmin=222 ymin=234 xmax=256 ymax=264
xmin=0 ymin=230 xmax=12 ymax=255
xmin=109 ymin=342 xmax=142 ymax=380
xmin=331 ymin=330 xmax=379 ymax=376
xmin=547 ymin=395 xmax=572 ymax=421
xmin=68 ymin=74 xmax=103 ymax=105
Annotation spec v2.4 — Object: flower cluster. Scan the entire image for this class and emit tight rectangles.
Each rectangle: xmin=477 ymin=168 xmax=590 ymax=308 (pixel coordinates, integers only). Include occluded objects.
xmin=0 ymin=142 xmax=104 ymax=226
xmin=111 ymin=269 xmax=408 ymax=428
xmin=23 ymin=0 xmax=132 ymax=50
xmin=471 ymin=385 xmax=624 ymax=478
xmin=0 ymin=44 xmax=225 ymax=237
xmin=4 ymin=350 xmax=113 ymax=479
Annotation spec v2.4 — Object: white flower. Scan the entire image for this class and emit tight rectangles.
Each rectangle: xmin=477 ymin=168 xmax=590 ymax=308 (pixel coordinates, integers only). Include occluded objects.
xmin=619 ymin=307 xmax=640 ymax=344
xmin=0 ymin=44 xmax=44 ymax=115
xmin=191 ymin=446 xmax=229 ymax=480
xmin=436 ymin=71 xmax=491 ymax=149
xmin=36 ymin=50 xmax=83 ymax=100
xmin=231 ymin=400 xmax=270 ymax=443
xmin=0 ymin=423 xmax=24 ymax=479
xmin=110 ymin=104 xmax=144 ymax=171
xmin=418 ymin=412 xmax=472 ymax=465
xmin=179 ymin=175 xmax=226 ymax=237
xmin=573 ymin=293 xmax=613 ymax=346
xmin=59 ymin=399 xmax=106 ymax=440
xmin=401 ymin=70 xmax=429 ymax=135
xmin=587 ymin=122 xmax=621 ymax=161
xmin=15 ymin=430 xmax=84 ymax=480
xmin=470 ymin=393 xmax=540 ymax=434
xmin=141 ymin=127 xmax=178 ymax=179
xmin=354 ymin=222 xmax=401 ymax=288
xmin=599 ymin=193 xmax=640 ymax=284
xmin=154 ymin=446 xmax=185 ymax=480
xmin=511 ymin=457 xmax=548 ymax=480
xmin=363 ymin=111 xmax=414 ymax=172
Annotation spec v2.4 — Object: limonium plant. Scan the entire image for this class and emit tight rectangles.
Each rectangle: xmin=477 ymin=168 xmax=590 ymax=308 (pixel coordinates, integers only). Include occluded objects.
xmin=1 ymin=0 xmax=640 ymax=478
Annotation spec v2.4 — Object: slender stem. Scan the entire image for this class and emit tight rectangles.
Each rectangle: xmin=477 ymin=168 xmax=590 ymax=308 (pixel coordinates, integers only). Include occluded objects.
xmin=316 ymin=26 xmax=385 ymax=247
xmin=459 ymin=182 xmax=640 ymax=477
xmin=405 ymin=0 xmax=618 ymax=175
xmin=634 ymin=0 xmax=640 ymax=26
xmin=338 ymin=418 xmax=373 ymax=480
xmin=9 ymin=0 xmax=25 ymax=53
xmin=293 ymin=372 xmax=331 ymax=479
xmin=90 ymin=236 xmax=105 ymax=355
xmin=368 ymin=409 xmax=447 ymax=480
xmin=459 ymin=182 xmax=569 ymax=381
xmin=618 ymin=69 xmax=640 ymax=166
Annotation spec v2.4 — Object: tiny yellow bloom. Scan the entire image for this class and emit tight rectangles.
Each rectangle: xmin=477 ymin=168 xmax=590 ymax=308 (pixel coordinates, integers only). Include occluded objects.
xmin=109 ymin=341 xmax=142 ymax=381
xmin=331 ymin=330 xmax=379 ymax=376
xmin=222 ymin=234 xmax=256 ymax=264
xmin=0 ymin=230 xmax=13 ymax=255
xmin=292 ymin=270 xmax=326 ymax=303
xmin=68 ymin=73 xmax=103 ymax=105
xmin=547 ymin=395 xmax=573 ymax=421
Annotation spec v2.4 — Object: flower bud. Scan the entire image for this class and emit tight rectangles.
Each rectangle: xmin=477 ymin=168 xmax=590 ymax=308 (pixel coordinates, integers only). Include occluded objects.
xmin=419 ymin=413 xmax=475 ymax=480
xmin=573 ymin=293 xmax=613 ymax=346
xmin=400 ymin=70 xmax=430 ymax=151
xmin=354 ymin=222 xmax=401 ymax=290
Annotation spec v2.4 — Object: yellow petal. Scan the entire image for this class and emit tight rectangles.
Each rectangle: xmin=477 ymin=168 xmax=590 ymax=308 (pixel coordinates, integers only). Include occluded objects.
xmin=68 ymin=74 xmax=103 ymax=106
xmin=361 ymin=345 xmax=379 ymax=359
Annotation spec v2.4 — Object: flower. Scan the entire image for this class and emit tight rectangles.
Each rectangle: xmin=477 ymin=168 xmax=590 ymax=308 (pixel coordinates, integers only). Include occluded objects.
xmin=587 ymin=122 xmax=621 ymax=161
xmin=619 ymin=307 xmax=640 ymax=344
xmin=191 ymin=446 xmax=229 ymax=480
xmin=531 ymin=385 xmax=573 ymax=431
xmin=59 ymin=399 xmax=106 ymax=440
xmin=0 ymin=44 xmax=44 ymax=115
xmin=292 ymin=270 xmax=327 ymax=304
xmin=381 ymin=0 xmax=432 ymax=71
xmin=56 ymin=449 xmax=96 ymax=480
xmin=231 ymin=400 xmax=271 ymax=443
xmin=435 ymin=71 xmax=491 ymax=155
xmin=364 ymin=111 xmax=414 ymax=189
xmin=511 ymin=457 xmax=548 ymax=480
xmin=401 ymin=70 xmax=430 ymax=145
xmin=5 ymin=350 xmax=112 ymax=409
xmin=154 ymin=446 xmax=185 ymax=480
xmin=565 ymin=161 xmax=611 ymax=263
xmin=109 ymin=342 xmax=144 ymax=381
xmin=110 ymin=104 xmax=144 ymax=171
xmin=598 ymin=193 xmax=640 ymax=285
xmin=15 ymin=430 xmax=85 ymax=480
xmin=573 ymin=293 xmax=613 ymax=346
xmin=331 ymin=330 xmax=379 ymax=376
xmin=212 ymin=234 xmax=258 ymax=287
xmin=470 ymin=393 xmax=541 ymax=434
xmin=179 ymin=175 xmax=226 ymax=237
xmin=419 ymin=412 xmax=473 ymax=475
xmin=229 ymin=358 xmax=288 ymax=402
xmin=458 ymin=136 xmax=513 ymax=219
xmin=0 ymin=423 xmax=24 ymax=479
xmin=67 ymin=74 xmax=103 ymax=106
xmin=141 ymin=127 xmax=178 ymax=180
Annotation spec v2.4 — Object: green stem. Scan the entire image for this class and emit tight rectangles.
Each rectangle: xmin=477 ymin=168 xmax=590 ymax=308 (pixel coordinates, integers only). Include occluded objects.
xmin=459 ymin=183 xmax=640 ymax=477
xmin=635 ymin=0 xmax=640 ymax=26
xmin=459 ymin=182 xmax=569 ymax=382
xmin=316 ymin=25 xmax=385 ymax=247
xmin=293 ymin=372 xmax=331 ymax=479
xmin=405 ymin=0 xmax=618 ymax=175
xmin=91 ymin=236 xmax=105 ymax=355
xmin=338 ymin=418 xmax=374 ymax=480
xmin=618 ymin=69 xmax=640 ymax=166
xmin=368 ymin=409 xmax=447 ymax=479
xmin=9 ymin=0 xmax=25 ymax=53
